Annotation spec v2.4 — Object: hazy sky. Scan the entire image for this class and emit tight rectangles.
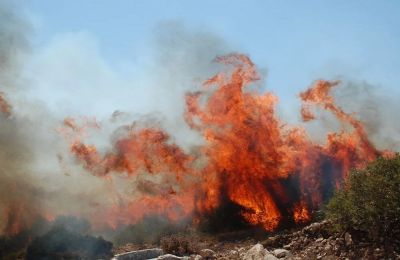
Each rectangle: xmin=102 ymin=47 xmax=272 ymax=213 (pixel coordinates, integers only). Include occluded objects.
xmin=18 ymin=0 xmax=400 ymax=118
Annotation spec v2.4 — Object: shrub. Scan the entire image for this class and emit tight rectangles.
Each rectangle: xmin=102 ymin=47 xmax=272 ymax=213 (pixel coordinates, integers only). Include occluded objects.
xmin=326 ymin=155 xmax=400 ymax=245
xmin=113 ymin=215 xmax=185 ymax=246
xmin=26 ymin=226 xmax=113 ymax=260
xmin=0 ymin=217 xmax=50 ymax=259
xmin=160 ymin=234 xmax=198 ymax=256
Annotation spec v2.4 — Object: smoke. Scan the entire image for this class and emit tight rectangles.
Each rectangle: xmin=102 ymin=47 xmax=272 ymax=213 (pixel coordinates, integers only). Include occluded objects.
xmin=0 ymin=0 xmax=41 ymax=234
xmin=300 ymin=79 xmax=400 ymax=150
xmin=0 ymin=0 xmax=233 ymax=237
xmin=0 ymin=1 xmax=117 ymax=236
xmin=0 ymin=0 xmax=399 ymax=238
xmin=146 ymin=21 xmax=230 ymax=149
xmin=334 ymin=80 xmax=400 ymax=151
xmin=0 ymin=0 xmax=29 ymax=89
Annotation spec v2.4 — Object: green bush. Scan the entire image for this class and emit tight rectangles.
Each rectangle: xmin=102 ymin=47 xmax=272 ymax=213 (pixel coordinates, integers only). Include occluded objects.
xmin=326 ymin=155 xmax=400 ymax=244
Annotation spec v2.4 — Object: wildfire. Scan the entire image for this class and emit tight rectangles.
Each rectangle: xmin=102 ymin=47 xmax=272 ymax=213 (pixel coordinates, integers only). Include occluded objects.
xmin=0 ymin=92 xmax=11 ymax=118
xmin=3 ymin=53 xmax=384 ymax=235
xmin=293 ymin=202 xmax=311 ymax=224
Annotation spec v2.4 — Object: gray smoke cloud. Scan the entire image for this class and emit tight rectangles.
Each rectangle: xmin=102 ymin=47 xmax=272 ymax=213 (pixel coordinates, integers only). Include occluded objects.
xmin=0 ymin=0 xmax=398 ymax=237
xmin=0 ymin=0 xmax=39 ymax=234
xmin=335 ymin=80 xmax=400 ymax=151
xmin=0 ymin=0 xmax=29 ymax=87
xmin=0 ymin=1 xmax=231 ymax=236
xmin=0 ymin=1 xmax=116 ymax=235
xmin=295 ymin=78 xmax=400 ymax=150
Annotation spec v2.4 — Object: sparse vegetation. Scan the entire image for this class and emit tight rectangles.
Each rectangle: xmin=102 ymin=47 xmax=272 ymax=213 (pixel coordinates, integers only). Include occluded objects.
xmin=26 ymin=226 xmax=113 ymax=260
xmin=160 ymin=233 xmax=198 ymax=256
xmin=326 ymin=154 xmax=400 ymax=248
xmin=0 ymin=217 xmax=49 ymax=260
xmin=113 ymin=215 xmax=187 ymax=246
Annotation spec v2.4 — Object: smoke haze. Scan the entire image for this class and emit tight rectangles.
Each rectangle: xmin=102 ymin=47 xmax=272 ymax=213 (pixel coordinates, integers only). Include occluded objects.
xmin=0 ymin=0 xmax=399 ymax=236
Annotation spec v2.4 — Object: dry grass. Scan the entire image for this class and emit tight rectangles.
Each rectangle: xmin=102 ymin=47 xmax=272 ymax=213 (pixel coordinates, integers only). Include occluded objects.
xmin=160 ymin=234 xmax=199 ymax=256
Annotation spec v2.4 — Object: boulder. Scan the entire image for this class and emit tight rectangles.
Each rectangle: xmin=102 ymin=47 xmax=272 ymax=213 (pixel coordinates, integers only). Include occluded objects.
xmin=113 ymin=248 xmax=163 ymax=260
xmin=243 ymin=243 xmax=269 ymax=260
xmin=157 ymin=254 xmax=189 ymax=260
xmin=272 ymin=249 xmax=290 ymax=258
xmin=264 ymin=253 xmax=278 ymax=260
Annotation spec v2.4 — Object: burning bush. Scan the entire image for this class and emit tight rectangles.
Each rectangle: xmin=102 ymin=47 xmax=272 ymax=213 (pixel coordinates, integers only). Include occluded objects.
xmin=61 ymin=54 xmax=385 ymax=233
xmin=326 ymin=154 xmax=400 ymax=247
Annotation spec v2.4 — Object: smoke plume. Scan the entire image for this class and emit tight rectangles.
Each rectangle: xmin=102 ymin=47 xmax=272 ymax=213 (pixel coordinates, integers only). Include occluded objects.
xmin=0 ymin=0 xmax=399 ymax=239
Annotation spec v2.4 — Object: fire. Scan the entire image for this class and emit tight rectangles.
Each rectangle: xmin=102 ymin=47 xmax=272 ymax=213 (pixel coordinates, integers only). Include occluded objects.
xmin=293 ymin=202 xmax=311 ymax=224
xmin=0 ymin=92 xmax=11 ymax=117
xmin=56 ymin=53 xmax=383 ymax=232
xmin=3 ymin=203 xmax=25 ymax=236
xmin=1 ymin=202 xmax=47 ymax=236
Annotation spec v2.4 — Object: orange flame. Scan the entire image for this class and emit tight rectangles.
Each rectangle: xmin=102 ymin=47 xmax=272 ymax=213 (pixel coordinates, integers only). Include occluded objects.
xmin=58 ymin=53 xmax=383 ymax=232
xmin=0 ymin=92 xmax=11 ymax=117
xmin=293 ymin=201 xmax=311 ymax=224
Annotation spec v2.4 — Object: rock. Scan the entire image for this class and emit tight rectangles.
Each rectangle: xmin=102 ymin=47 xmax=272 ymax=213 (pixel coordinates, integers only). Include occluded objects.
xmin=199 ymin=249 xmax=216 ymax=259
xmin=344 ymin=232 xmax=353 ymax=246
xmin=113 ymin=248 xmax=163 ymax=260
xmin=157 ymin=254 xmax=187 ymax=260
xmin=262 ymin=236 xmax=278 ymax=247
xmin=243 ymin=243 xmax=269 ymax=260
xmin=192 ymin=255 xmax=202 ymax=260
xmin=238 ymin=247 xmax=246 ymax=253
xmin=261 ymin=234 xmax=290 ymax=248
xmin=302 ymin=221 xmax=330 ymax=238
xmin=264 ymin=253 xmax=278 ymax=260
xmin=272 ymin=249 xmax=290 ymax=258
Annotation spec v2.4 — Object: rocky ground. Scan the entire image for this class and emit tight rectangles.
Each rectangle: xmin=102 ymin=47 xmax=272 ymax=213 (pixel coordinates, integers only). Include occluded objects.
xmin=114 ymin=221 xmax=400 ymax=260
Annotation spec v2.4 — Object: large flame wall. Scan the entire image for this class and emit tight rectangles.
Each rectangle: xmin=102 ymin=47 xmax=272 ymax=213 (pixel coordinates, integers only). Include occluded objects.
xmin=59 ymin=53 xmax=386 ymax=232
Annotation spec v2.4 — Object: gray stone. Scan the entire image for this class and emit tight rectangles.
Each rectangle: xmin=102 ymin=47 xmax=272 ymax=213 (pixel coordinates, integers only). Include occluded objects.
xmin=272 ymin=249 xmax=290 ymax=258
xmin=344 ymin=233 xmax=353 ymax=246
xmin=157 ymin=254 xmax=188 ymax=260
xmin=113 ymin=248 xmax=163 ymax=260
xmin=243 ymin=243 xmax=268 ymax=260
xmin=264 ymin=253 xmax=278 ymax=260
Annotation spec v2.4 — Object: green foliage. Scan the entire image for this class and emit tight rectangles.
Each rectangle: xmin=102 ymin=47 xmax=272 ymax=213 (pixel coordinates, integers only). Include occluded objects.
xmin=326 ymin=155 xmax=400 ymax=243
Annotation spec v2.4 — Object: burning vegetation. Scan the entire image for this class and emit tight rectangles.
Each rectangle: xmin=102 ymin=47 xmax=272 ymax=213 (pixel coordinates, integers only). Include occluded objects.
xmin=53 ymin=53 xmax=389 ymax=235
xmin=0 ymin=1 xmax=399 ymax=259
